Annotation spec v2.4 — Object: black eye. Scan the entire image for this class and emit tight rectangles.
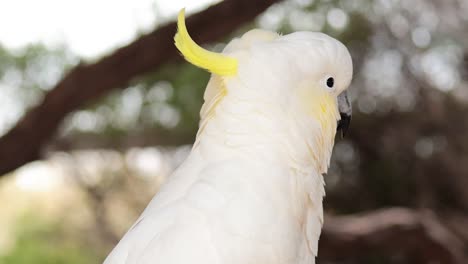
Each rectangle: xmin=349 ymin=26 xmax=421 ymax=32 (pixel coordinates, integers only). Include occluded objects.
xmin=326 ymin=77 xmax=334 ymax=88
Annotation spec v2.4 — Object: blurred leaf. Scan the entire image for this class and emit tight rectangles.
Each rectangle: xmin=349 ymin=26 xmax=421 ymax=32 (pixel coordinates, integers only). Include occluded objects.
xmin=0 ymin=213 xmax=101 ymax=264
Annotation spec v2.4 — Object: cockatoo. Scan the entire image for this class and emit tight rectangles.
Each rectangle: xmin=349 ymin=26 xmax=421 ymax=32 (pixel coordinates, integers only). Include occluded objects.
xmin=104 ymin=8 xmax=352 ymax=264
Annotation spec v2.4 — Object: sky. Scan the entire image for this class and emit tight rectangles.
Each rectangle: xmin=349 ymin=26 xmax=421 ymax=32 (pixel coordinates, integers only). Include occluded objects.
xmin=0 ymin=0 xmax=217 ymax=58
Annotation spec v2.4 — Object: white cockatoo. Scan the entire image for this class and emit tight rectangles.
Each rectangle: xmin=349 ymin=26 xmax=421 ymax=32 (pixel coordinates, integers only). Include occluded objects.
xmin=104 ymin=8 xmax=352 ymax=264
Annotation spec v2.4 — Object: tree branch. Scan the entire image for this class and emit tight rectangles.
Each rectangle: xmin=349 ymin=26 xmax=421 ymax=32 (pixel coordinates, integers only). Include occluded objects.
xmin=0 ymin=0 xmax=281 ymax=177
xmin=319 ymin=208 xmax=465 ymax=263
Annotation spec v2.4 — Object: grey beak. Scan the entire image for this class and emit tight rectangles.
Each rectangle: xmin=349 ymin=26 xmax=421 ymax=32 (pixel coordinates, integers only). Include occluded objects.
xmin=337 ymin=91 xmax=352 ymax=137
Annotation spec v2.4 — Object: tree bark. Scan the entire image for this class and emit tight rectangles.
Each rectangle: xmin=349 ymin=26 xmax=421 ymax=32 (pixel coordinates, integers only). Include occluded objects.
xmin=319 ymin=208 xmax=465 ymax=263
xmin=0 ymin=0 xmax=281 ymax=177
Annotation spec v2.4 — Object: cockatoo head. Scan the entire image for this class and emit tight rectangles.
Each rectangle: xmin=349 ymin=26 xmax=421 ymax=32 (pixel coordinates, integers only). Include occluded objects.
xmin=174 ymin=10 xmax=352 ymax=140
xmin=175 ymin=9 xmax=352 ymax=172
xmin=232 ymin=30 xmax=353 ymax=138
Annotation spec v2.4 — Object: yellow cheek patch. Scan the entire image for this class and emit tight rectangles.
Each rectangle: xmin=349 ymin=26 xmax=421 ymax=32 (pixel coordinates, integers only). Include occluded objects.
xmin=297 ymin=87 xmax=339 ymax=170
xmin=320 ymin=103 xmax=327 ymax=114
xmin=298 ymin=86 xmax=337 ymax=119
xmin=174 ymin=9 xmax=238 ymax=76
xmin=317 ymin=96 xmax=338 ymax=131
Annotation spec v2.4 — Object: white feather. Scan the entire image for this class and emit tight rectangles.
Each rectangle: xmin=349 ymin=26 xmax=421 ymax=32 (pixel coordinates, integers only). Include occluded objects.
xmin=104 ymin=29 xmax=352 ymax=264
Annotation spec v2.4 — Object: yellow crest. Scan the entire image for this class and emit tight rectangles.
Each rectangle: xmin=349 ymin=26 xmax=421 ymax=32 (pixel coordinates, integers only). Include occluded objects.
xmin=174 ymin=9 xmax=238 ymax=76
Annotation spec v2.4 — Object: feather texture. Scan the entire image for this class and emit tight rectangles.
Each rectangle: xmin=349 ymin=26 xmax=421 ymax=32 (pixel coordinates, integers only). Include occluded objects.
xmin=104 ymin=17 xmax=352 ymax=264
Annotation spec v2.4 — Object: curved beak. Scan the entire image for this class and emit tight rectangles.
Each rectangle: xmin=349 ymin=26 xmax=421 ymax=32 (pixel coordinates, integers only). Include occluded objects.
xmin=337 ymin=91 xmax=352 ymax=137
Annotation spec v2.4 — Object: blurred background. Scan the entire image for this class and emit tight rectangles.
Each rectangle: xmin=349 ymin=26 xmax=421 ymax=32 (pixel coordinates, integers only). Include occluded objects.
xmin=0 ymin=0 xmax=467 ymax=263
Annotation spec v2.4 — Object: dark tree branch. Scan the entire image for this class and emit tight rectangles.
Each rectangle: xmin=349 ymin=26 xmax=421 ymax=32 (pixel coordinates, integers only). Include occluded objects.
xmin=0 ymin=0 xmax=281 ymax=177
xmin=320 ymin=208 xmax=465 ymax=263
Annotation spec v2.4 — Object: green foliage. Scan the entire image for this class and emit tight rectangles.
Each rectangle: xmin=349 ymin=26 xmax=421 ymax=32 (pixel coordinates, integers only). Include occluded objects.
xmin=0 ymin=214 xmax=100 ymax=264
xmin=0 ymin=43 xmax=75 ymax=91
xmin=0 ymin=43 xmax=76 ymax=135
xmin=149 ymin=62 xmax=209 ymax=132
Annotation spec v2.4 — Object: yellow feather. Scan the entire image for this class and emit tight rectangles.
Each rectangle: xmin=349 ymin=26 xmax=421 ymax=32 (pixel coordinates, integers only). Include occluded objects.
xmin=296 ymin=84 xmax=339 ymax=171
xmin=174 ymin=9 xmax=238 ymax=76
